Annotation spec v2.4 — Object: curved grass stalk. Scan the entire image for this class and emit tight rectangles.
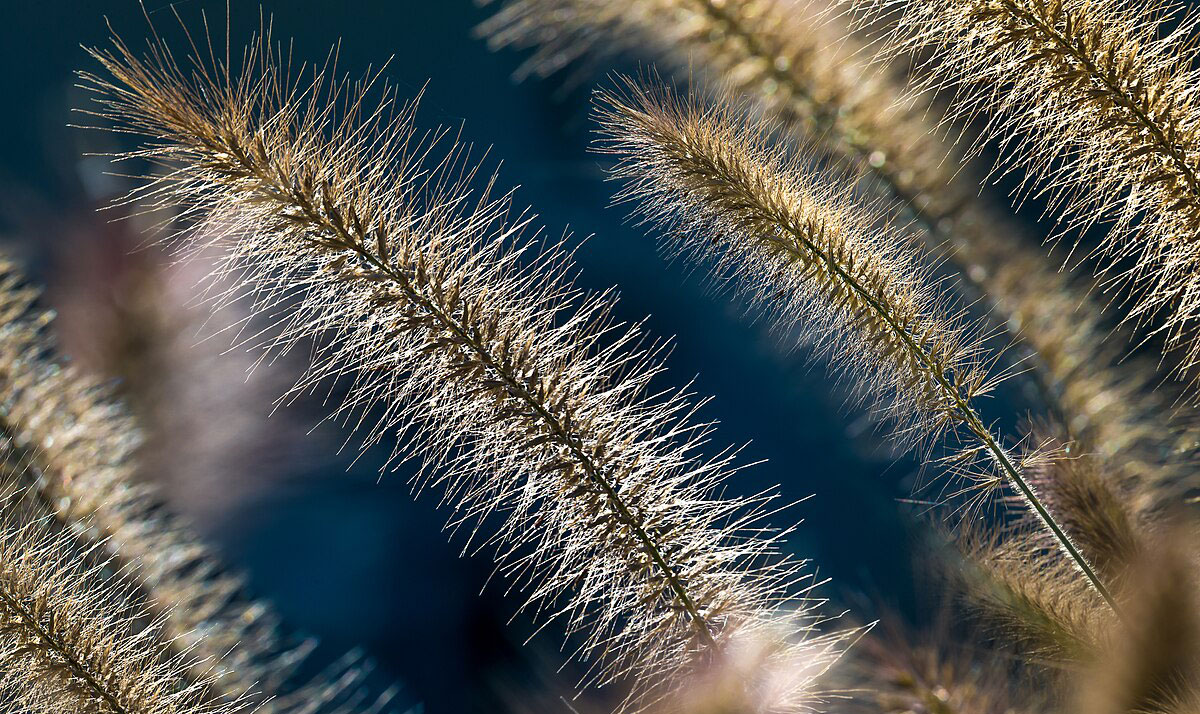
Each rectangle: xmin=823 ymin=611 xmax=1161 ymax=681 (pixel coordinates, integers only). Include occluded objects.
xmin=78 ymin=20 xmax=849 ymax=710
xmin=595 ymin=80 xmax=1120 ymax=613
xmin=479 ymin=0 xmax=1200 ymax=510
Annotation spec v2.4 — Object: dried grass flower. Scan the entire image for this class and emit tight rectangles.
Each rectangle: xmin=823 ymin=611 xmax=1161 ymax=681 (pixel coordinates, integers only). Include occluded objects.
xmin=79 ymin=18 xmax=851 ymax=710
xmin=594 ymin=78 xmax=1119 ymax=612
xmin=855 ymin=0 xmax=1200 ymax=387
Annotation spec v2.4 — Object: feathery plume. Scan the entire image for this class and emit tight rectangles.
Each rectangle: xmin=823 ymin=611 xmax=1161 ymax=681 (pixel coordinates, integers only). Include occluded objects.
xmin=480 ymin=0 xmax=956 ymax=219
xmin=987 ymin=266 xmax=1199 ymax=517
xmin=951 ymin=441 xmax=1148 ymax=666
xmin=855 ymin=0 xmax=1200 ymax=382
xmin=1071 ymin=528 xmax=1200 ymax=714
xmin=79 ymin=19 xmax=850 ymax=710
xmin=954 ymin=520 xmax=1112 ymax=662
xmin=0 ymin=489 xmax=224 ymax=714
xmin=594 ymin=79 xmax=1119 ymax=612
xmin=0 ymin=256 xmax=399 ymax=713
xmin=479 ymin=0 xmax=1200 ymax=509
xmin=1019 ymin=440 xmax=1142 ymax=583
xmin=643 ymin=617 xmax=858 ymax=714
xmin=951 ymin=509 xmax=1200 ymax=707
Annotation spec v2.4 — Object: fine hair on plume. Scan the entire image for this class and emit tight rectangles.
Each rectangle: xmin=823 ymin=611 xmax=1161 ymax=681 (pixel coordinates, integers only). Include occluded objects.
xmin=0 ymin=475 xmax=229 ymax=714
xmin=853 ymin=0 xmax=1200 ymax=387
xmin=480 ymin=0 xmax=1200 ymax=517
xmin=22 ymin=2 xmax=1200 ymax=713
xmin=592 ymin=77 xmax=1121 ymax=615
xmin=78 ymin=14 xmax=854 ymax=711
xmin=0 ymin=255 xmax=401 ymax=713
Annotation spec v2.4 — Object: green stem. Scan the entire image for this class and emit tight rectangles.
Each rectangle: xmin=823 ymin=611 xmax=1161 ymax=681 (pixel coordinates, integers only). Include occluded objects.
xmin=763 ymin=206 xmax=1121 ymax=614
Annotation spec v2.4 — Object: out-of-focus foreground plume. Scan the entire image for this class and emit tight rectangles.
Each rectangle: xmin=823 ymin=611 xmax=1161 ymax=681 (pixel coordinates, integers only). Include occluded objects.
xmin=0 ymin=257 xmax=400 ymax=713
xmin=1072 ymin=527 xmax=1200 ymax=714
xmin=853 ymin=0 xmax=1200 ymax=388
xmin=951 ymin=438 xmax=1200 ymax=707
xmin=954 ymin=511 xmax=1116 ymax=662
xmin=49 ymin=214 xmax=313 ymax=524
xmin=879 ymin=514 xmax=1200 ymax=714
xmin=78 ymin=17 xmax=853 ymax=711
xmin=0 ymin=470 xmax=223 ymax=713
xmin=838 ymin=615 xmax=1039 ymax=714
xmin=478 ymin=0 xmax=1200 ymax=516
xmin=593 ymin=78 xmax=1121 ymax=613
xmin=502 ymin=617 xmax=862 ymax=714
xmin=954 ymin=437 xmax=1144 ymax=661
xmin=1019 ymin=440 xmax=1143 ymax=586
xmin=642 ymin=619 xmax=861 ymax=714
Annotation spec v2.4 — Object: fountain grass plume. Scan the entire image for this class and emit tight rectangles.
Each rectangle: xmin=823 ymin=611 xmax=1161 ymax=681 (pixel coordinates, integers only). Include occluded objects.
xmin=0 ymin=255 xmax=400 ymax=713
xmin=0 ymin=485 xmax=227 ymax=714
xmin=78 ymin=16 xmax=852 ymax=710
xmin=856 ymin=0 xmax=1200 ymax=386
xmin=594 ymin=77 xmax=1121 ymax=614
xmin=479 ymin=0 xmax=1200 ymax=513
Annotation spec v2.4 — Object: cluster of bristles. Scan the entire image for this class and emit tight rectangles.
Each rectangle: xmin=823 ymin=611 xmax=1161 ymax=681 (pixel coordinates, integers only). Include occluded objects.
xmin=594 ymin=82 xmax=1000 ymax=473
xmin=0 ymin=255 xmax=400 ymax=713
xmin=861 ymin=0 xmax=1200 ymax=379
xmin=595 ymin=77 xmax=1130 ymax=615
xmin=0 ymin=498 xmax=223 ymax=714
xmin=50 ymin=0 xmax=1200 ymax=710
xmin=78 ymin=25 xmax=854 ymax=711
xmin=480 ymin=0 xmax=960 ymax=218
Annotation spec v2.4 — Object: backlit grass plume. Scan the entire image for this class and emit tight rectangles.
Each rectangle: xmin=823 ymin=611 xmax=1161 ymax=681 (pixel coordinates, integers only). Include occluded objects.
xmin=480 ymin=0 xmax=955 ymax=219
xmin=480 ymin=0 xmax=1200 ymax=513
xmin=856 ymin=0 xmax=1200 ymax=381
xmin=79 ymin=22 xmax=850 ymax=710
xmin=594 ymin=79 xmax=1121 ymax=613
xmin=945 ymin=434 xmax=1169 ymax=671
xmin=0 ymin=257 xmax=397 ymax=713
xmin=0 ymin=492 xmax=223 ymax=714
xmin=958 ymin=516 xmax=1200 ymax=710
xmin=955 ymin=515 xmax=1114 ymax=661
